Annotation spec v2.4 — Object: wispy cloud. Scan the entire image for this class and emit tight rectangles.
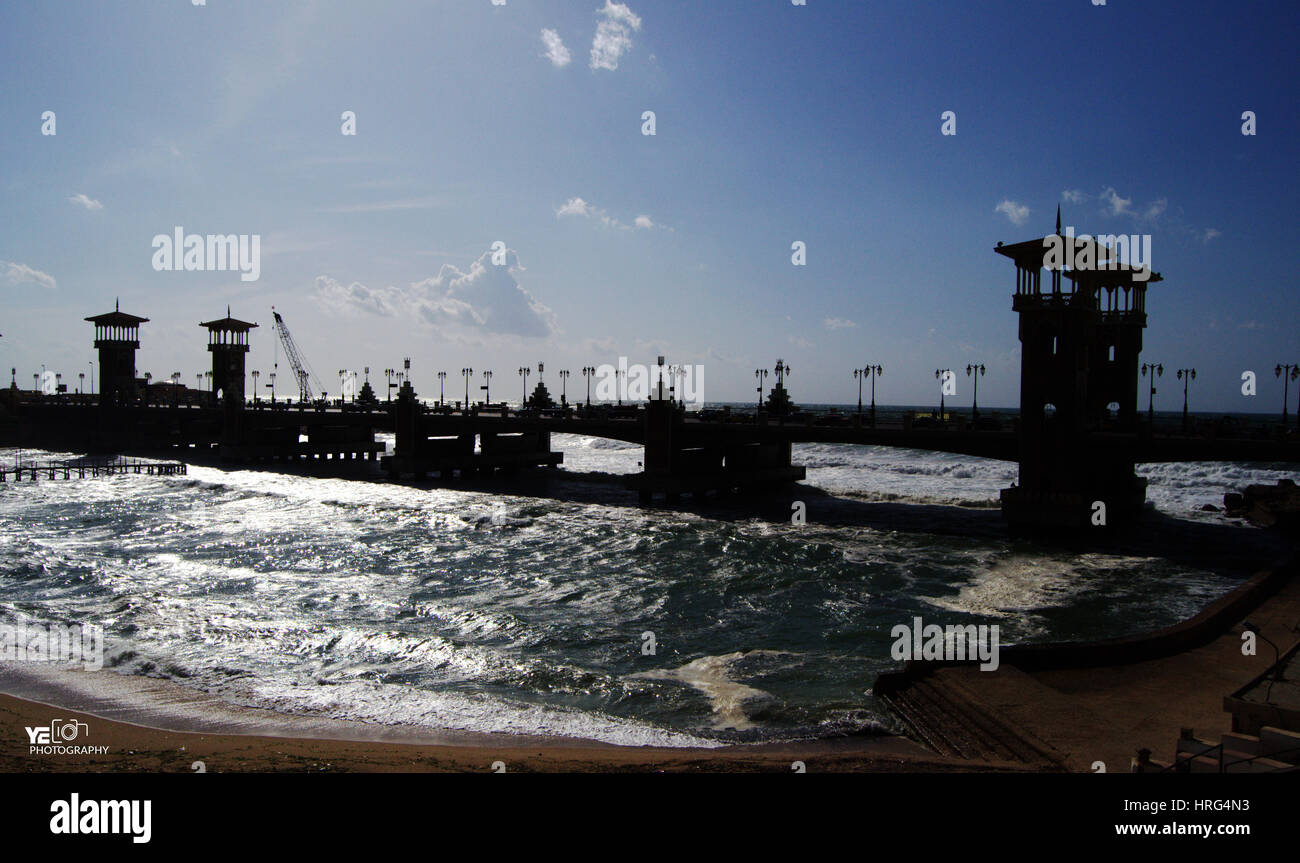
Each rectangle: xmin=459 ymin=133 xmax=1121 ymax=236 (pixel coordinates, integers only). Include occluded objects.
xmin=556 ymin=197 xmax=594 ymax=218
xmin=1202 ymin=228 xmax=1222 ymax=242
xmin=540 ymin=28 xmax=571 ymax=68
xmin=557 ymin=197 xmax=662 ymax=230
xmin=823 ymin=317 xmax=856 ymax=330
xmin=1061 ymin=189 xmax=1086 ymax=204
xmin=995 ymin=199 xmax=1029 ymax=226
xmin=68 ymin=193 xmax=102 ymax=211
xmin=1100 ymin=186 xmax=1133 ymax=217
xmin=590 ymin=1 xmax=641 ymax=71
xmin=2 ymin=260 xmax=57 ymax=291
xmin=1141 ymin=198 xmax=1167 ymax=221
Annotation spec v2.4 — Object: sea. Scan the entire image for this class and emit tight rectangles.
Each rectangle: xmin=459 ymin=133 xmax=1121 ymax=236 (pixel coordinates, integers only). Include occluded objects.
xmin=0 ymin=405 xmax=1295 ymax=748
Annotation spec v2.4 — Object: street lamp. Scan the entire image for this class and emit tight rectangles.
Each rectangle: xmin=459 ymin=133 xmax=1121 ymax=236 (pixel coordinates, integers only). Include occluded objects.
xmin=853 ymin=368 xmax=866 ymax=417
xmin=865 ymin=365 xmax=882 ymax=427
xmin=78 ymin=372 xmax=85 ymax=395
xmin=1277 ymin=364 xmax=1300 ymax=430
xmin=461 ymin=367 xmax=473 ymax=408
xmin=251 ymin=370 xmax=259 ymax=403
xmin=582 ymin=366 xmax=596 ymax=406
xmin=482 ymin=369 xmax=493 ymax=405
xmin=436 ymin=371 xmax=447 ymax=406
xmin=558 ymin=369 xmax=570 ymax=405
xmin=935 ymin=368 xmax=951 ymax=421
xmin=1175 ymin=368 xmax=1196 ymax=434
xmin=268 ymin=371 xmax=277 ymax=404
xmin=517 ymin=366 xmax=529 ymax=407
xmin=614 ymin=368 xmax=624 ymax=406
xmin=966 ymin=363 xmax=986 ymax=420
xmin=1141 ymin=362 xmax=1163 ymax=427
xmin=755 ymin=367 xmax=768 ymax=410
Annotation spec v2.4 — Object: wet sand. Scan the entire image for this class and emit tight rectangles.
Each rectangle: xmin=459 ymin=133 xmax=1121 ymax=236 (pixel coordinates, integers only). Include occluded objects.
xmin=0 ymin=682 xmax=1026 ymax=773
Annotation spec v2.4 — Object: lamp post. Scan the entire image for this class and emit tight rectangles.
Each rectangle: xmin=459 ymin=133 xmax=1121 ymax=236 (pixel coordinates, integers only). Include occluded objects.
xmin=582 ymin=366 xmax=595 ymax=406
xmin=251 ymin=370 xmax=259 ymax=404
xmin=78 ymin=372 xmax=85 ymax=395
xmin=1176 ymin=368 xmax=1196 ymax=434
xmin=966 ymin=363 xmax=985 ymax=421
xmin=853 ymin=368 xmax=865 ymax=417
xmin=1274 ymin=363 xmax=1300 ymax=430
xmin=339 ymin=369 xmax=348 ymax=403
xmin=268 ymin=371 xmax=276 ymax=404
xmin=614 ymin=369 xmax=624 ymax=406
xmin=461 ymin=367 xmax=473 ymax=408
xmin=1277 ymin=364 xmax=1300 ymax=430
xmin=866 ymin=364 xmax=882 ymax=427
xmin=558 ymin=369 xmax=570 ymax=405
xmin=482 ymin=369 xmax=493 ymax=405
xmin=755 ymin=367 xmax=768 ymax=410
xmin=437 ymin=371 xmax=447 ymax=406
xmin=1142 ymin=362 xmax=1163 ymax=428
xmin=385 ymin=368 xmax=394 ymax=401
xmin=935 ymin=368 xmax=951 ymax=421
xmin=517 ymin=366 xmax=529 ymax=407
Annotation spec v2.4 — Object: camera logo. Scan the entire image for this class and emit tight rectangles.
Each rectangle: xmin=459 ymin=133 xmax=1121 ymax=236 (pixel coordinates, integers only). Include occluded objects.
xmin=27 ymin=718 xmax=89 ymax=744
xmin=25 ymin=718 xmax=107 ymax=756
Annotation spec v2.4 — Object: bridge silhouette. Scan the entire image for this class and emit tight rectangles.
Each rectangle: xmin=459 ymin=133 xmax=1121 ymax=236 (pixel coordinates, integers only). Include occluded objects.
xmin=3 ymin=219 xmax=1297 ymax=533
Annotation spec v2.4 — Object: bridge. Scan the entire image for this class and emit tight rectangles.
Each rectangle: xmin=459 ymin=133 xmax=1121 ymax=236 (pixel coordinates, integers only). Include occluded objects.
xmin=2 ymin=217 xmax=1298 ymax=532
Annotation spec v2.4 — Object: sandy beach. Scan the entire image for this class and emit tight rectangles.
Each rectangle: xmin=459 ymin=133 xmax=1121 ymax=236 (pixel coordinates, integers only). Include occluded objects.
xmin=0 ymin=685 xmax=1030 ymax=773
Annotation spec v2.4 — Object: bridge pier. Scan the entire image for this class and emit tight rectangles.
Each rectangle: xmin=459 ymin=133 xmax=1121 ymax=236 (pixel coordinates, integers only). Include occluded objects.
xmin=628 ymin=399 xmax=806 ymax=503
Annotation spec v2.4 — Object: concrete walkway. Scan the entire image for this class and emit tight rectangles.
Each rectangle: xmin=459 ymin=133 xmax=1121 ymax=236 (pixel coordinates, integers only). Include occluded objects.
xmin=877 ymin=558 xmax=1300 ymax=772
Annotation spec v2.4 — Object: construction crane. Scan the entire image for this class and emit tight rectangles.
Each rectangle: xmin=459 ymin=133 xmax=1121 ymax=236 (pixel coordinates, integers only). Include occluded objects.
xmin=271 ymin=306 xmax=323 ymax=402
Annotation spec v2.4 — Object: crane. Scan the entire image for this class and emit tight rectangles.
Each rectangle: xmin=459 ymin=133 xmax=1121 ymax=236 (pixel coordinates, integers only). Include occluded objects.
xmin=271 ymin=306 xmax=323 ymax=402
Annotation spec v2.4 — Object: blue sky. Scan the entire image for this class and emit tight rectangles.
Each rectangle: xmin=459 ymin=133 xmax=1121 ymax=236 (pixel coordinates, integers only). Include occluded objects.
xmin=1 ymin=0 xmax=1296 ymax=411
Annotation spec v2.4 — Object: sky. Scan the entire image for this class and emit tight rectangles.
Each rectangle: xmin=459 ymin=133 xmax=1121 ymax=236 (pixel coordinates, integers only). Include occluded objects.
xmin=1 ymin=0 xmax=1296 ymax=412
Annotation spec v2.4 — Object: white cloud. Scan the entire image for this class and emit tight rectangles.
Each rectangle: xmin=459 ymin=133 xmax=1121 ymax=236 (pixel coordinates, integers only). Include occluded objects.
xmin=1062 ymin=189 xmax=1086 ymax=204
xmin=823 ymin=317 xmax=856 ymax=330
xmin=68 ymin=193 xmax=102 ymax=211
xmin=590 ymin=1 xmax=641 ymax=71
xmin=1202 ymin=228 xmax=1222 ymax=242
xmin=316 ymin=248 xmax=555 ymax=339
xmin=557 ymin=196 xmax=664 ymax=231
xmin=556 ymin=197 xmax=593 ymax=218
xmin=1 ymin=260 xmax=57 ymax=291
xmin=540 ymin=29 xmax=571 ymax=68
xmin=995 ymin=199 xmax=1029 ymax=226
xmin=1141 ymin=197 xmax=1167 ymax=221
xmin=1100 ymin=186 xmax=1133 ymax=216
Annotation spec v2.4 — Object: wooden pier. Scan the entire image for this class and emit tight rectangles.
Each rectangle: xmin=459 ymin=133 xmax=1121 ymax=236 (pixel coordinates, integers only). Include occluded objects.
xmin=0 ymin=457 xmax=187 ymax=482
